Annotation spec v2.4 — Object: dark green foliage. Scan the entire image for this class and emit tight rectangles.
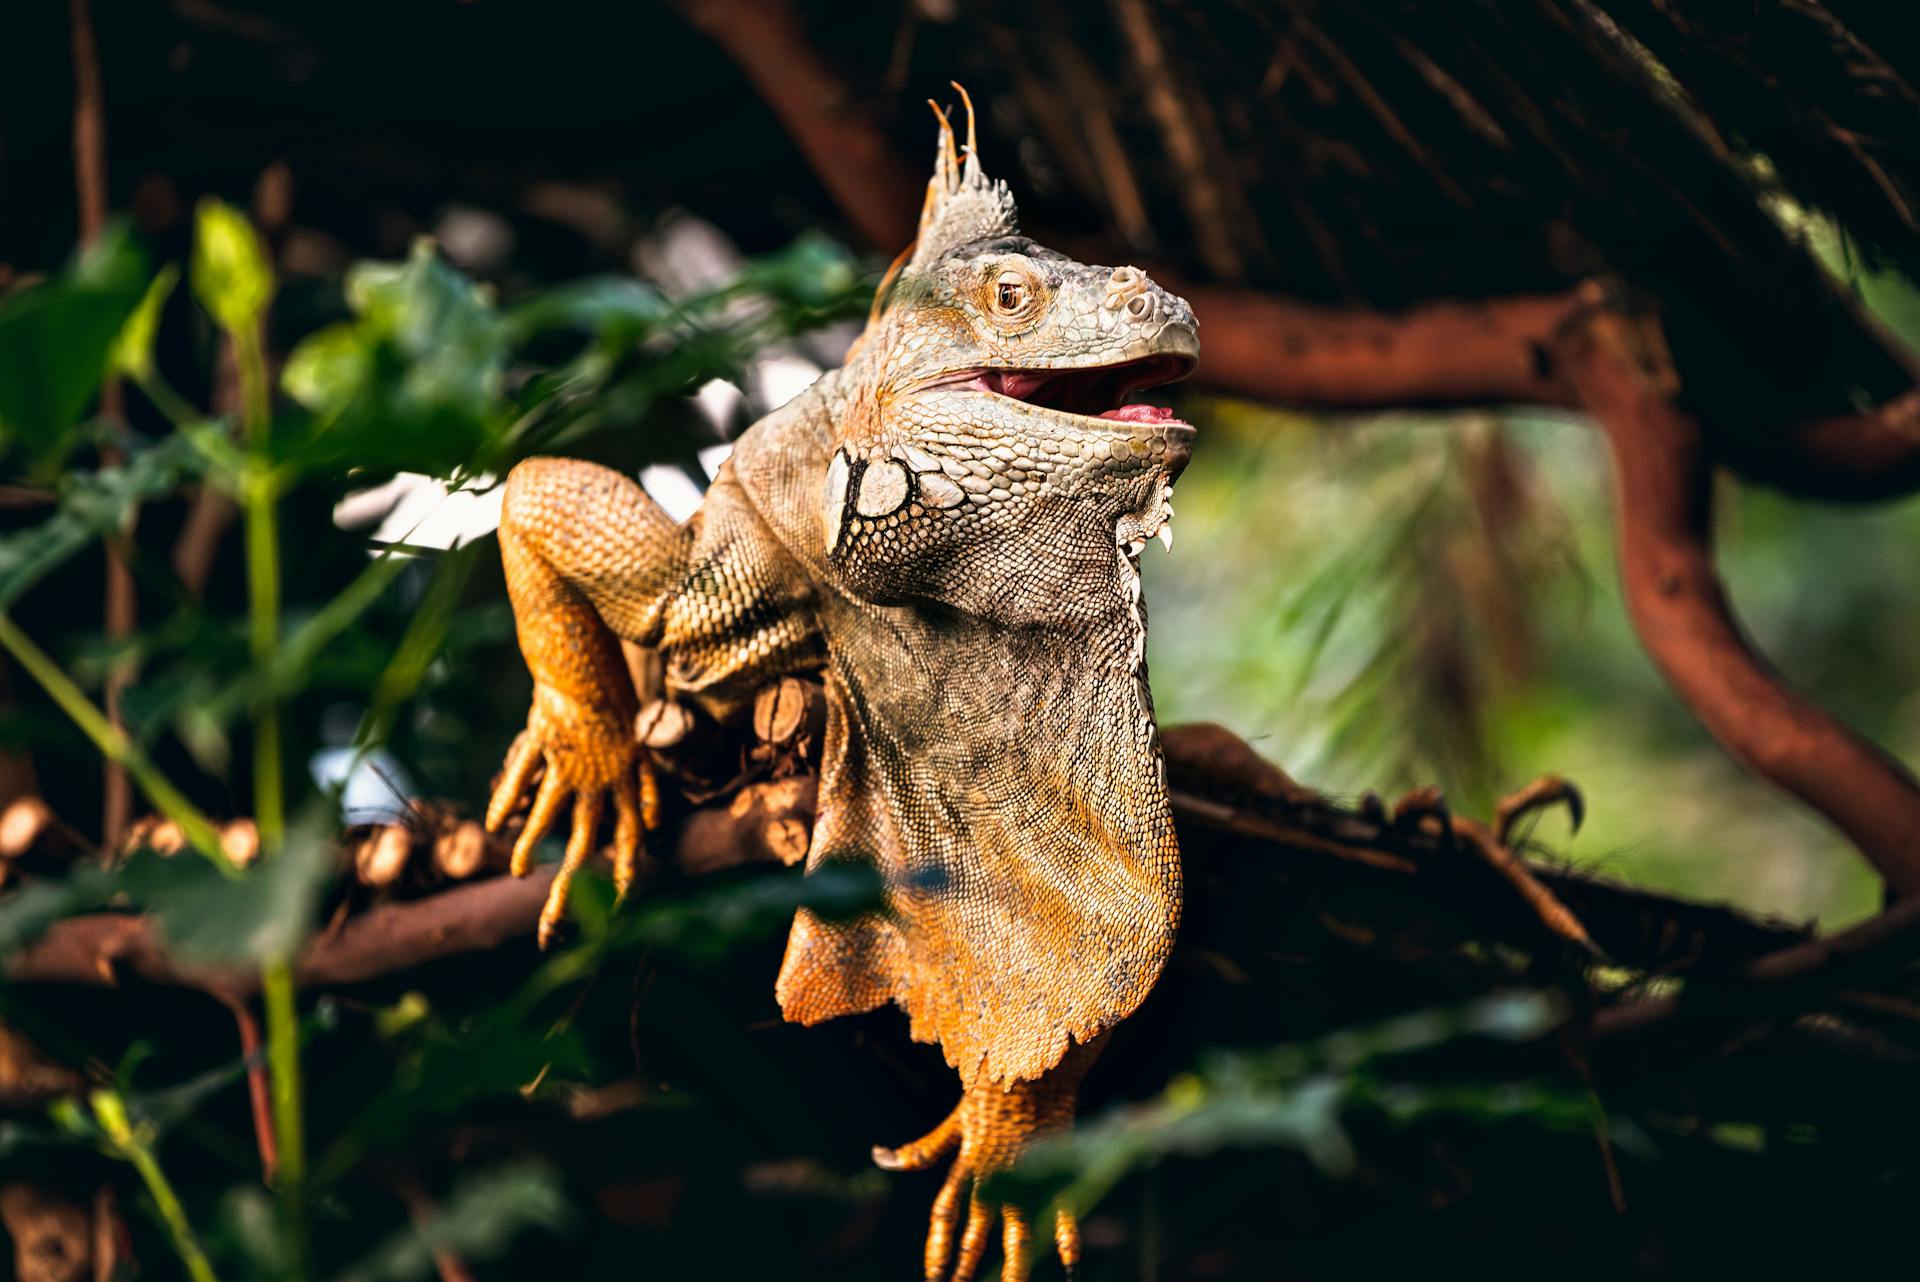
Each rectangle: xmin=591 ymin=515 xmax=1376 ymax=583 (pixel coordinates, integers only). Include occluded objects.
xmin=0 ymin=225 xmax=148 ymax=471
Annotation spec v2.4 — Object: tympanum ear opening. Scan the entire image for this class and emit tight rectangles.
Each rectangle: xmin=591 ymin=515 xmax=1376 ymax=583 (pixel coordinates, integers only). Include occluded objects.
xmin=823 ymin=450 xmax=850 ymax=555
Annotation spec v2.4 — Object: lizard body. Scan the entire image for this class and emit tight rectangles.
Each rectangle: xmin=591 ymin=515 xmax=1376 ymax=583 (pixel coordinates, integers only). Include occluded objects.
xmin=487 ymin=92 xmax=1199 ymax=1280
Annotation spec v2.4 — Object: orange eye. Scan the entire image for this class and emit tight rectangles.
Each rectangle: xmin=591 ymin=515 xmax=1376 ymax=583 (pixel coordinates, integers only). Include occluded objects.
xmin=993 ymin=272 xmax=1027 ymax=315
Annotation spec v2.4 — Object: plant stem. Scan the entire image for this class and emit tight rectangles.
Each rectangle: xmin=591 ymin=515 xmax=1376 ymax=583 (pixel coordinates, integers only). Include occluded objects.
xmin=262 ymin=958 xmax=309 ymax=1261
xmin=236 ymin=325 xmax=283 ymax=853
xmin=91 ymin=1090 xmax=223 ymax=1282
xmin=232 ymin=319 xmax=309 ymax=1279
xmin=0 ymin=613 xmax=227 ymax=865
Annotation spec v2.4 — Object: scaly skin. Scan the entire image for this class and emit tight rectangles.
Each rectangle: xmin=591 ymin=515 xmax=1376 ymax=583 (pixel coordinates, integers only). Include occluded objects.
xmin=486 ymin=89 xmax=1199 ymax=1279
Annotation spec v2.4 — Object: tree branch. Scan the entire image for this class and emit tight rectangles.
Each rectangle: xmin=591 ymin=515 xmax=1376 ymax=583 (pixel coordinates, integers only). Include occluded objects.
xmin=1556 ymin=299 xmax=1920 ymax=896
xmin=4 ymin=724 xmax=1813 ymax=994
xmin=1591 ymin=893 xmax=1920 ymax=1040
xmin=668 ymin=0 xmax=921 ymax=251
xmin=1177 ymin=284 xmax=1576 ymax=408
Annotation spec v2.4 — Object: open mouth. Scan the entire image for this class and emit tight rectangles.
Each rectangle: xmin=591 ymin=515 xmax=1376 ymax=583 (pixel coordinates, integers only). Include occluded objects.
xmin=945 ymin=353 xmax=1195 ymax=426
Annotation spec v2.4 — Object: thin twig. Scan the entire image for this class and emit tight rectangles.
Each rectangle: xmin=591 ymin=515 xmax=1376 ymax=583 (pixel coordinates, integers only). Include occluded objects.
xmin=216 ymin=991 xmax=279 ymax=1183
xmin=68 ymin=0 xmax=137 ymax=850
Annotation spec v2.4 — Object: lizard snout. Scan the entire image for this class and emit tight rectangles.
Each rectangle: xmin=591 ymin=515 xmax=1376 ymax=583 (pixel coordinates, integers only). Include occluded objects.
xmin=1101 ymin=266 xmax=1197 ymax=349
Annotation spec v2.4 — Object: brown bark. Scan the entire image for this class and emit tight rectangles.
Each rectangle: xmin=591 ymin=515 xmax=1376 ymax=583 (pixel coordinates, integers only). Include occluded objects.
xmin=69 ymin=0 xmax=135 ymax=849
xmin=1179 ymin=285 xmax=1576 ymax=408
xmin=0 ymin=1184 xmax=90 ymax=1282
xmin=1591 ymin=893 xmax=1920 ymax=1039
xmin=3 ymin=781 xmax=825 ymax=990
xmin=669 ymin=0 xmax=921 ymax=252
xmin=5 ymin=717 xmax=1824 ymax=996
xmin=3 ymin=867 xmax=559 ymax=994
xmin=1557 ymin=306 xmax=1920 ymax=897
xmin=1710 ymin=388 xmax=1920 ymax=503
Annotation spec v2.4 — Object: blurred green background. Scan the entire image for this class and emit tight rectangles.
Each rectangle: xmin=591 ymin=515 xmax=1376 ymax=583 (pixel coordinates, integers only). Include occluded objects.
xmin=1149 ymin=244 xmax=1920 ymax=927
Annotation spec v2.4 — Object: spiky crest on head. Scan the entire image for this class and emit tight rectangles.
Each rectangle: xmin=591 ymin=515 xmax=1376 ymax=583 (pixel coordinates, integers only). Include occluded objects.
xmin=906 ymin=83 xmax=1019 ymax=272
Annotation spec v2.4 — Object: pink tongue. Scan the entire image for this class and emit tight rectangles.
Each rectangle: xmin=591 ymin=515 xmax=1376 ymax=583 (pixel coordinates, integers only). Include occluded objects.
xmin=1099 ymin=403 xmax=1176 ymax=423
xmin=988 ymin=370 xmax=1053 ymax=399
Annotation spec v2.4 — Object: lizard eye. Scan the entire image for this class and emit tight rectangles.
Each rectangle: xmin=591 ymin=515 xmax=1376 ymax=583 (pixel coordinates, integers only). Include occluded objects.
xmin=993 ymin=272 xmax=1027 ymax=315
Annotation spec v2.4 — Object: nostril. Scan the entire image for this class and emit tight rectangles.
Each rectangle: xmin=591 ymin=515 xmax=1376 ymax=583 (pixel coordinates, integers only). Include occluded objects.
xmin=1110 ymin=266 xmax=1140 ymax=285
xmin=1126 ymin=294 xmax=1153 ymax=318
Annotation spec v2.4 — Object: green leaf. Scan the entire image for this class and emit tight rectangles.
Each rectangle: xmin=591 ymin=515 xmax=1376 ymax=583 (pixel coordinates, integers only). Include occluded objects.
xmin=190 ymin=198 xmax=275 ymax=336
xmin=118 ymin=805 xmax=338 ymax=965
xmin=602 ymin=862 xmax=887 ymax=962
xmin=0 ymin=432 xmax=208 ymax=609
xmin=0 ymin=223 xmax=148 ymax=466
xmin=336 ymin=1161 xmax=574 ymax=1282
xmin=503 ymin=276 xmax=670 ymax=343
xmin=734 ymin=233 xmax=863 ymax=312
xmin=111 ymin=263 xmax=181 ymax=383
xmin=357 ymin=541 xmax=482 ymax=749
xmin=0 ymin=863 xmax=118 ymax=954
xmin=986 ymin=991 xmax=1577 ymax=1215
xmin=279 ymin=321 xmax=369 ymax=412
xmin=278 ymin=240 xmax=507 ymax=475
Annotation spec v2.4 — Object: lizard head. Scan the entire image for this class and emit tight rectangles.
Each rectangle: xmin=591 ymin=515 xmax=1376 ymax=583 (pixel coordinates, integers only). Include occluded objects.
xmin=822 ymin=87 xmax=1199 ymax=619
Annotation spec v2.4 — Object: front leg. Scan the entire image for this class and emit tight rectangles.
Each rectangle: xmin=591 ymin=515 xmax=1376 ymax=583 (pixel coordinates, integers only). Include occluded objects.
xmin=876 ymin=1036 xmax=1106 ymax=1282
xmin=488 ymin=457 xmax=689 ymax=946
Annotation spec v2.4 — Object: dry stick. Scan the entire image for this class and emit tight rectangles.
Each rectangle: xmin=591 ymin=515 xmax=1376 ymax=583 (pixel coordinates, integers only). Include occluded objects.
xmin=1286 ymin=10 xmax=1472 ymax=206
xmin=1592 ymin=894 xmax=1920 ymax=1039
xmin=1108 ymin=0 xmax=1250 ymax=279
xmin=1182 ymin=285 xmax=1580 ymax=409
xmin=4 ymin=867 xmax=560 ymax=993
xmin=1558 ymin=301 xmax=1920 ymax=898
xmin=0 ymin=659 xmax=40 ymax=807
xmin=1050 ymin=37 xmax=1157 ymax=251
xmin=68 ymin=0 xmax=136 ymax=849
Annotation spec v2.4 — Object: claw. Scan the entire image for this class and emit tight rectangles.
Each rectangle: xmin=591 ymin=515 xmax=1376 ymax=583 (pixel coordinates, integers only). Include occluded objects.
xmin=1391 ymin=785 xmax=1449 ymax=830
xmin=485 ymin=731 xmax=540 ymax=833
xmin=490 ymin=685 xmax=650 ymax=949
xmin=873 ymin=1104 xmax=962 ymax=1172
xmin=924 ymin=1162 xmax=967 ymax=1281
xmin=952 ymin=1196 xmax=993 ymax=1282
xmin=879 ymin=1038 xmax=1106 ymax=1282
xmin=1000 ymin=1204 xmax=1033 ymax=1282
xmin=1054 ymin=1207 xmax=1081 ymax=1280
xmin=610 ymin=766 xmax=652 ymax=903
xmin=513 ymin=769 xmax=568 ymax=877
xmin=1495 ymin=774 xmax=1585 ymax=846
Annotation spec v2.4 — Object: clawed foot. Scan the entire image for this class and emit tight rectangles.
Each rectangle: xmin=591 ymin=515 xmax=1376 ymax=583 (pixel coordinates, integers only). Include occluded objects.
xmin=875 ymin=1041 xmax=1103 ymax=1281
xmin=1392 ymin=776 xmax=1596 ymax=955
xmin=485 ymin=682 xmax=660 ymax=948
xmin=1492 ymin=774 xmax=1584 ymax=846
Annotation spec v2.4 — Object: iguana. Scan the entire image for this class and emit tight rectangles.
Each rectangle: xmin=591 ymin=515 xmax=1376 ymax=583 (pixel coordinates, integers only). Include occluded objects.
xmin=484 ymin=89 xmax=1198 ymax=1281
